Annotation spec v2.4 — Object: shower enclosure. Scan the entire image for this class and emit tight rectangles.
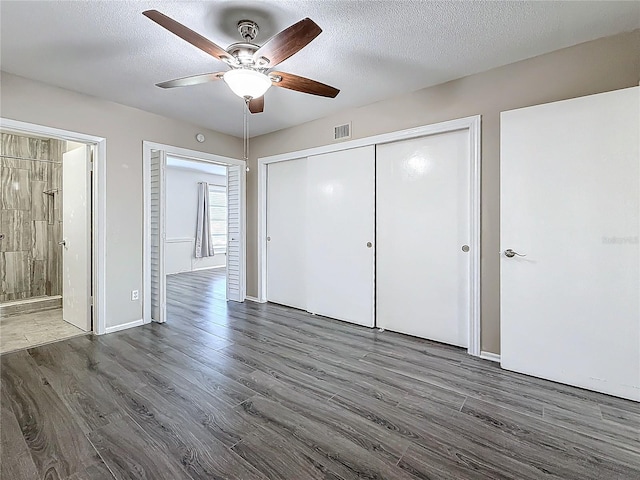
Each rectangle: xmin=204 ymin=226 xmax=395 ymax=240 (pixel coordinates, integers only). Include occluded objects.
xmin=0 ymin=133 xmax=64 ymax=316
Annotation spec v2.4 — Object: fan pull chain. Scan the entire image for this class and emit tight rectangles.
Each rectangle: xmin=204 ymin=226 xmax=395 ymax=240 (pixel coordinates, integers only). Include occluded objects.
xmin=243 ymin=100 xmax=249 ymax=162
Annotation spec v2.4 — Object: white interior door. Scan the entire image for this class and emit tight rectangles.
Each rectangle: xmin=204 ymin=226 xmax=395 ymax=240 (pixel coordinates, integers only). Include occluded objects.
xmin=500 ymin=87 xmax=639 ymax=401
xmin=306 ymin=146 xmax=375 ymax=327
xmin=377 ymin=132 xmax=471 ymax=346
xmin=226 ymin=165 xmax=244 ymax=302
xmin=266 ymin=158 xmax=308 ymax=309
xmin=62 ymin=145 xmax=92 ymax=331
xmin=150 ymin=150 xmax=166 ymax=323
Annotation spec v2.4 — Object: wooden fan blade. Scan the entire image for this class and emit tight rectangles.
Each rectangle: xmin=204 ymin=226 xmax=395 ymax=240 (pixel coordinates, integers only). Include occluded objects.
xmin=271 ymin=71 xmax=339 ymax=98
xmin=156 ymin=72 xmax=225 ymax=89
xmin=253 ymin=18 xmax=321 ymax=67
xmin=143 ymin=10 xmax=230 ymax=62
xmin=248 ymin=96 xmax=264 ymax=114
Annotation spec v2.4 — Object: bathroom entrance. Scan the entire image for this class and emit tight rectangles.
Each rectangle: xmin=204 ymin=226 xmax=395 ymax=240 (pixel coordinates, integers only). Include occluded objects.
xmin=0 ymin=131 xmax=93 ymax=353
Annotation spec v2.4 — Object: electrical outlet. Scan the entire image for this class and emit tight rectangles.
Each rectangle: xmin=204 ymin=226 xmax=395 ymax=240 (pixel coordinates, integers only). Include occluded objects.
xmin=131 ymin=290 xmax=139 ymax=301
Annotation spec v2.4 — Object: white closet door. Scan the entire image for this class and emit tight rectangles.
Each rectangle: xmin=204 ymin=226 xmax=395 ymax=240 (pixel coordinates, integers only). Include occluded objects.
xmin=501 ymin=87 xmax=639 ymax=400
xmin=150 ymin=150 xmax=166 ymax=322
xmin=226 ymin=165 xmax=244 ymax=302
xmin=377 ymin=131 xmax=470 ymax=346
xmin=266 ymin=158 xmax=308 ymax=309
xmin=307 ymin=146 xmax=375 ymax=327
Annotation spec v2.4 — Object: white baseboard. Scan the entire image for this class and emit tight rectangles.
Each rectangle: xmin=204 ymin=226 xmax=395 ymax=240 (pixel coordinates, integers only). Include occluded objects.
xmin=192 ymin=265 xmax=226 ymax=271
xmin=480 ymin=351 xmax=501 ymax=363
xmin=245 ymin=296 xmax=266 ymax=303
xmin=105 ymin=319 xmax=144 ymax=334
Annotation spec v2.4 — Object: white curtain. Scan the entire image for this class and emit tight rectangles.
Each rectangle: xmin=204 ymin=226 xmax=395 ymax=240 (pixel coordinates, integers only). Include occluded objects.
xmin=195 ymin=182 xmax=215 ymax=258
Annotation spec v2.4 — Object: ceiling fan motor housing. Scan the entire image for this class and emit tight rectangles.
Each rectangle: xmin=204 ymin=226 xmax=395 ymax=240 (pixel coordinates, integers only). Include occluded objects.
xmin=226 ymin=42 xmax=260 ymax=67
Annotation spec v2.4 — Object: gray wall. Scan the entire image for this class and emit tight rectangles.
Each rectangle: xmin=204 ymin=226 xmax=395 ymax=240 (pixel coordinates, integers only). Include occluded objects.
xmin=248 ymin=30 xmax=640 ymax=354
xmin=0 ymin=72 xmax=242 ymax=328
xmin=0 ymin=133 xmax=63 ymax=301
xmin=165 ymin=167 xmax=227 ymax=272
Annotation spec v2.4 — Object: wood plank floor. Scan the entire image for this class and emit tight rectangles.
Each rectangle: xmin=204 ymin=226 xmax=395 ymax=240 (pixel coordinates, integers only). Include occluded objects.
xmin=1 ymin=268 xmax=639 ymax=479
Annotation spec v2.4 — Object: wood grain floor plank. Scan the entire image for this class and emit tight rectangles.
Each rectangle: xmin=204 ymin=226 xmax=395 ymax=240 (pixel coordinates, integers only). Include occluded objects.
xmin=135 ymin=322 xmax=255 ymax=379
xmin=1 ymin=350 xmax=100 ymax=479
xmin=236 ymin=394 xmax=416 ymax=480
xmin=0 ymin=386 xmax=40 ymax=480
xmin=600 ymin=403 xmax=640 ymax=430
xmin=87 ymin=414 xmax=194 ymax=480
xmin=236 ymin=370 xmax=411 ymax=465
xmin=362 ymin=351 xmax=546 ymax=417
xmin=2 ymin=268 xmax=638 ymax=479
xmin=459 ymin=357 xmax=609 ymax=416
xmin=330 ymin=382 xmax=589 ymax=480
xmin=543 ymin=404 xmax=640 ymax=453
xmin=27 ymin=341 xmax=122 ymax=434
xmin=219 ymin=342 xmax=341 ymax=400
xmin=232 ymin=425 xmax=346 ymax=480
xmin=461 ymin=397 xmax=640 ymax=479
xmin=145 ymin=343 xmax=259 ymax=407
xmin=66 ymin=460 xmax=116 ymax=480
xmin=133 ymin=372 xmax=260 ymax=450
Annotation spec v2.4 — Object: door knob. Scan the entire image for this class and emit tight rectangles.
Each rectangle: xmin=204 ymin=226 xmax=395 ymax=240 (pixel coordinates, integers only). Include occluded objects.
xmin=366 ymin=242 xmax=372 ymax=248
xmin=504 ymin=249 xmax=525 ymax=258
xmin=58 ymin=240 xmax=66 ymax=247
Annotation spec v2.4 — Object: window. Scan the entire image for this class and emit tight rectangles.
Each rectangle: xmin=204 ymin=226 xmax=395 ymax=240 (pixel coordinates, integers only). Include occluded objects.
xmin=208 ymin=185 xmax=227 ymax=253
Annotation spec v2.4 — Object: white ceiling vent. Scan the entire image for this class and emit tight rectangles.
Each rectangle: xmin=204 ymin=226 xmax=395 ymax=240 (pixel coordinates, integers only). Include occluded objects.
xmin=334 ymin=122 xmax=351 ymax=141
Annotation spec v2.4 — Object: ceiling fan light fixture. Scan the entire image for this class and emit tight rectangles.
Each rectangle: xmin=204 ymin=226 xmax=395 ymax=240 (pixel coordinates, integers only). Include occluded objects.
xmin=223 ymin=69 xmax=271 ymax=99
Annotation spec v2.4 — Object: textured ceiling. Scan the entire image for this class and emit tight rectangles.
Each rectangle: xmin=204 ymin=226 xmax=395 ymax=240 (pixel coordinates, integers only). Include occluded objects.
xmin=1 ymin=1 xmax=638 ymax=138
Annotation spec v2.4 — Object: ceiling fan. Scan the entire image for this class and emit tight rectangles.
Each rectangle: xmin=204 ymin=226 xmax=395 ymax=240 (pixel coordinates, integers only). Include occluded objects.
xmin=143 ymin=10 xmax=340 ymax=114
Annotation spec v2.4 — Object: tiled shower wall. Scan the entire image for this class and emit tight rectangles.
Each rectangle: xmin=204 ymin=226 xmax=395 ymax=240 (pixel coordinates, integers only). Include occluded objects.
xmin=0 ymin=134 xmax=64 ymax=302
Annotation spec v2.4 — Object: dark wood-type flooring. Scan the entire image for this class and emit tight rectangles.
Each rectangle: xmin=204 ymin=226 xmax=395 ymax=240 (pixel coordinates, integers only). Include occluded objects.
xmin=1 ymin=268 xmax=639 ymax=479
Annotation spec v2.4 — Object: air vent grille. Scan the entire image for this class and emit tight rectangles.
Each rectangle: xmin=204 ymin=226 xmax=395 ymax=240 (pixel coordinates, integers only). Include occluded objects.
xmin=334 ymin=122 xmax=351 ymax=140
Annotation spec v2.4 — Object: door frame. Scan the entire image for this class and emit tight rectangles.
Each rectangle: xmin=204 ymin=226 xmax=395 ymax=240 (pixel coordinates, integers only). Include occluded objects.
xmin=142 ymin=141 xmax=246 ymax=324
xmin=0 ymin=117 xmax=107 ymax=335
xmin=257 ymin=115 xmax=482 ymax=356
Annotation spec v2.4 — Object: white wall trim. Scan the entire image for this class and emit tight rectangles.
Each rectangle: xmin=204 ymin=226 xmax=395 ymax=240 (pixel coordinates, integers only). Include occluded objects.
xmin=257 ymin=115 xmax=482 ymax=356
xmin=143 ymin=141 xmax=245 ymax=324
xmin=245 ymin=295 xmax=266 ymax=303
xmin=105 ymin=318 xmax=144 ymax=334
xmin=193 ymin=265 xmax=226 ymax=271
xmin=480 ymin=351 xmax=501 ymax=363
xmin=258 ymin=115 xmax=481 ymax=165
xmin=467 ymin=115 xmax=482 ymax=357
xmin=0 ymin=117 xmax=107 ymax=335
xmin=165 ymin=237 xmax=194 ymax=243
xmin=143 ymin=142 xmax=246 ymax=167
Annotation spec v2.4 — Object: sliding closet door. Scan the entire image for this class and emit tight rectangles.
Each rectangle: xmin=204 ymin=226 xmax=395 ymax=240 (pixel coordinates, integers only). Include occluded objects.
xmin=377 ymin=131 xmax=471 ymax=346
xmin=266 ymin=158 xmax=308 ymax=309
xmin=307 ymin=146 xmax=375 ymax=327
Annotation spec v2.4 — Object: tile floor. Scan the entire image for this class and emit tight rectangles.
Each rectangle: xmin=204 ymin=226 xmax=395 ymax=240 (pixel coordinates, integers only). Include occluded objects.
xmin=0 ymin=308 xmax=86 ymax=354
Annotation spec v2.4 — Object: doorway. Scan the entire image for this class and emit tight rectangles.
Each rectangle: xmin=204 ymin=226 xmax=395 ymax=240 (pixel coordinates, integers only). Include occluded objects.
xmin=0 ymin=119 xmax=107 ymax=353
xmin=142 ymin=142 xmax=246 ymax=325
